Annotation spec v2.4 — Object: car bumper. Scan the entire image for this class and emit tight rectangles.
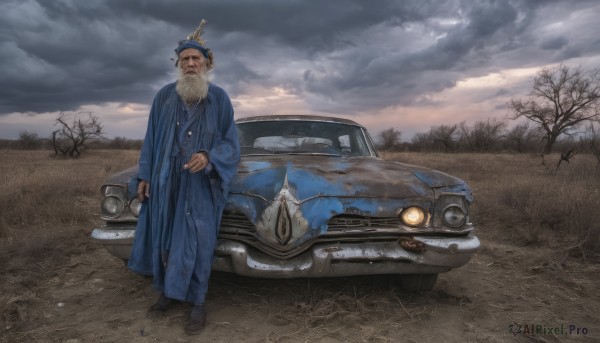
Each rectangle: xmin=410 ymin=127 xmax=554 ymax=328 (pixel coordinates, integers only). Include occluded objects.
xmin=91 ymin=227 xmax=479 ymax=277
xmin=91 ymin=226 xmax=135 ymax=260
xmin=213 ymin=234 xmax=479 ymax=278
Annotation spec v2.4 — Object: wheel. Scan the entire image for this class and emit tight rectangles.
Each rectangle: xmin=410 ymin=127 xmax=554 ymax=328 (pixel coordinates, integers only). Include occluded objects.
xmin=398 ymin=273 xmax=438 ymax=292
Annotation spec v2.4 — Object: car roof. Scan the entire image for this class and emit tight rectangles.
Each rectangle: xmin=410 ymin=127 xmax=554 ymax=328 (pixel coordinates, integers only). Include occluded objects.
xmin=235 ymin=115 xmax=364 ymax=128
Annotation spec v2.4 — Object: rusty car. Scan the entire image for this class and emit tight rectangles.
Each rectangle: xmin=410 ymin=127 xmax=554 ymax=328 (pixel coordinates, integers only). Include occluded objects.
xmin=91 ymin=115 xmax=479 ymax=291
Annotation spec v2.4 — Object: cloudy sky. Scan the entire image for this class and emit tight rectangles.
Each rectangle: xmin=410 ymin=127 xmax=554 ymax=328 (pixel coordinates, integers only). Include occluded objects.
xmin=1 ymin=0 xmax=600 ymax=140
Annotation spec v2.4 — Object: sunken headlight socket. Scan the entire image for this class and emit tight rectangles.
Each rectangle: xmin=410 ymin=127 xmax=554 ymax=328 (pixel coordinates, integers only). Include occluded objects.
xmin=101 ymin=196 xmax=125 ymax=218
xmin=400 ymin=206 xmax=427 ymax=227
xmin=443 ymin=206 xmax=466 ymax=228
xmin=128 ymin=198 xmax=142 ymax=217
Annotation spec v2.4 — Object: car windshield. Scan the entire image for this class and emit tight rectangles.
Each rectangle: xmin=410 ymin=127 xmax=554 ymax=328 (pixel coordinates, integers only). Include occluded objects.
xmin=236 ymin=120 xmax=373 ymax=156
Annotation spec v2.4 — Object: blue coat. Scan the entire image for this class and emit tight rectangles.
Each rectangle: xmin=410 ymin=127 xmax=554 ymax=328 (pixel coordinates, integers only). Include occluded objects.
xmin=128 ymin=82 xmax=240 ymax=304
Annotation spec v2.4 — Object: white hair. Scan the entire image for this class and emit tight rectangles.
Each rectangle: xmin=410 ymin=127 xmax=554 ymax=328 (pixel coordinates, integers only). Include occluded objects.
xmin=176 ymin=68 xmax=209 ymax=104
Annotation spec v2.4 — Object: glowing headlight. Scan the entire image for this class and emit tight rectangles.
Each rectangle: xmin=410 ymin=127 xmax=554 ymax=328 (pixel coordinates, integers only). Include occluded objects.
xmin=443 ymin=206 xmax=466 ymax=228
xmin=129 ymin=198 xmax=142 ymax=217
xmin=400 ymin=207 xmax=427 ymax=227
xmin=101 ymin=196 xmax=124 ymax=217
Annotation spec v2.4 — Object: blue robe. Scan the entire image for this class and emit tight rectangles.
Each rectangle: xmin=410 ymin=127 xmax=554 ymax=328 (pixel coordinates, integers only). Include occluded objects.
xmin=128 ymin=82 xmax=240 ymax=304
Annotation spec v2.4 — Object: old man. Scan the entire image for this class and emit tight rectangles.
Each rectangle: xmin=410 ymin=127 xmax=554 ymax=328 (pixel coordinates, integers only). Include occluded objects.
xmin=128 ymin=20 xmax=240 ymax=335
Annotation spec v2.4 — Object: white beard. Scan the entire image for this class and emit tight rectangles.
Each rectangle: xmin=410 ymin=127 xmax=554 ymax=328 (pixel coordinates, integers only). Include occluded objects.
xmin=176 ymin=69 xmax=209 ymax=104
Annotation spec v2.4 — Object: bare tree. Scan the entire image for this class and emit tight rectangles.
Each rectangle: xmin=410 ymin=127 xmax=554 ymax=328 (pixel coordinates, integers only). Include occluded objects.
xmin=509 ymin=64 xmax=600 ymax=154
xmin=506 ymin=123 xmax=534 ymax=153
xmin=411 ymin=132 xmax=431 ymax=151
xmin=429 ymin=124 xmax=459 ymax=152
xmin=459 ymin=119 xmax=506 ymax=151
xmin=18 ymin=130 xmax=41 ymax=150
xmin=505 ymin=123 xmax=547 ymax=153
xmin=377 ymin=128 xmax=402 ymax=151
xmin=52 ymin=112 xmax=105 ymax=158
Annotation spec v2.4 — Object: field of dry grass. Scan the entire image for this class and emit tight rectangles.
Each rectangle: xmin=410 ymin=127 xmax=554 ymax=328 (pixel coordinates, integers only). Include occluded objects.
xmin=1 ymin=149 xmax=599 ymax=342
xmin=0 ymin=149 xmax=140 ymax=340
xmin=0 ymin=150 xmax=139 ymax=235
xmin=382 ymin=152 xmax=600 ymax=261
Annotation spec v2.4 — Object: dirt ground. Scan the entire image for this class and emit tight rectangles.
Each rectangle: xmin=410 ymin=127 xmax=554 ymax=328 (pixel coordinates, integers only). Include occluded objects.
xmin=1 ymin=218 xmax=598 ymax=342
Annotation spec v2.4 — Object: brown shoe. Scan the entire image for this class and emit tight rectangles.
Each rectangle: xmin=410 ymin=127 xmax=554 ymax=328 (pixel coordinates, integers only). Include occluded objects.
xmin=184 ymin=304 xmax=207 ymax=335
xmin=149 ymin=293 xmax=173 ymax=312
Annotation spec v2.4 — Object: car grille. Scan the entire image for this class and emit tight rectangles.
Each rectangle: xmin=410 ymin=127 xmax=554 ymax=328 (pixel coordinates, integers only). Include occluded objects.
xmin=219 ymin=210 xmax=255 ymax=236
xmin=327 ymin=214 xmax=402 ymax=231
xmin=218 ymin=211 xmax=416 ymax=260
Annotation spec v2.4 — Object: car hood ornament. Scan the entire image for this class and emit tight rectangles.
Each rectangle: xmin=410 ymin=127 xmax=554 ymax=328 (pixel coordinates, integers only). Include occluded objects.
xmin=256 ymin=173 xmax=309 ymax=248
xmin=275 ymin=197 xmax=292 ymax=245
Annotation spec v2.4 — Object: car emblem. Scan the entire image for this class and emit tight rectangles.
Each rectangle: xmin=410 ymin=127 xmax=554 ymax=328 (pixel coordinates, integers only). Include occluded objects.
xmin=255 ymin=172 xmax=309 ymax=249
xmin=275 ymin=198 xmax=292 ymax=245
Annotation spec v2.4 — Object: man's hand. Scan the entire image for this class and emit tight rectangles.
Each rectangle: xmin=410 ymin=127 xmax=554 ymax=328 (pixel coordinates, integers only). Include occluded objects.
xmin=184 ymin=152 xmax=209 ymax=173
xmin=137 ymin=180 xmax=150 ymax=201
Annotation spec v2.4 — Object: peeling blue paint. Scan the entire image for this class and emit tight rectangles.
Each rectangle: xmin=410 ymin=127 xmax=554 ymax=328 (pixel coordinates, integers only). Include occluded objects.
xmin=122 ymin=154 xmax=469 ymax=250
xmin=286 ymin=168 xmax=347 ymax=200
xmin=231 ymin=156 xmax=435 ymax=201
xmin=238 ymin=161 xmax=272 ymax=173
xmin=300 ymin=198 xmax=344 ymax=233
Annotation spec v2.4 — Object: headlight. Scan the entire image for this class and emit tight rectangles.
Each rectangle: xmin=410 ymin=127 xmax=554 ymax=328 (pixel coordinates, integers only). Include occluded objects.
xmin=129 ymin=198 xmax=142 ymax=217
xmin=400 ymin=207 xmax=427 ymax=227
xmin=101 ymin=196 xmax=125 ymax=217
xmin=443 ymin=206 xmax=466 ymax=227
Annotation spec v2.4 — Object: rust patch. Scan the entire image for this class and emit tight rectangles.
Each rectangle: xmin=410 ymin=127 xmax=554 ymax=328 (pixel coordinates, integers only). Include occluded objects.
xmin=322 ymin=247 xmax=343 ymax=253
xmin=398 ymin=237 xmax=425 ymax=253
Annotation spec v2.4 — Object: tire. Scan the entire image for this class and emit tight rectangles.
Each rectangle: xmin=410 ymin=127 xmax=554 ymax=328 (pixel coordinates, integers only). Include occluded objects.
xmin=398 ymin=273 xmax=438 ymax=292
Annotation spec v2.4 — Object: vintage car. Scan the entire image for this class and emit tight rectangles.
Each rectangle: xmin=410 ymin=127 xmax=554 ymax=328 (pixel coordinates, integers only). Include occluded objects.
xmin=92 ymin=115 xmax=479 ymax=291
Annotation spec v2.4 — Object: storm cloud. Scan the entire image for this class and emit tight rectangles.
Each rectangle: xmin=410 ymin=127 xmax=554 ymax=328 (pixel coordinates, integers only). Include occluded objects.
xmin=1 ymin=0 xmax=600 ymax=133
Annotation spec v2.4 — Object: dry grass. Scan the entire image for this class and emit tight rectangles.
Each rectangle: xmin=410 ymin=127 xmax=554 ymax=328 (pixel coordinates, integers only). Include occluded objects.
xmin=211 ymin=273 xmax=441 ymax=342
xmin=0 ymin=149 xmax=139 ymax=332
xmin=0 ymin=150 xmax=138 ymax=236
xmin=383 ymin=152 xmax=600 ymax=260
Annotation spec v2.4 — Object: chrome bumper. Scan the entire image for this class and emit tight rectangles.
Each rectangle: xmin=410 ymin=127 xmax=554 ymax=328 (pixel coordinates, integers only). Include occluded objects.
xmin=91 ymin=227 xmax=479 ymax=277
xmin=91 ymin=227 xmax=135 ymax=260
xmin=213 ymin=235 xmax=479 ymax=277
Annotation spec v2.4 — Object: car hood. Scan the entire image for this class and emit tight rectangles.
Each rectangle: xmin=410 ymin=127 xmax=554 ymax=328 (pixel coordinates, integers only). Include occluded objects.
xmin=231 ymin=155 xmax=466 ymax=201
